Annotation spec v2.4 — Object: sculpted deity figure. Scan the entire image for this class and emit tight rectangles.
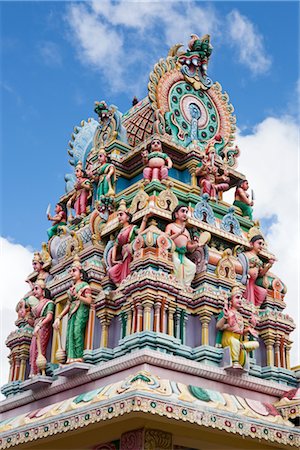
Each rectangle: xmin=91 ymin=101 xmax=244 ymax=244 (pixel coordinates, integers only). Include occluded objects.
xmin=241 ymin=234 xmax=275 ymax=307
xmin=195 ymin=150 xmax=230 ymax=200
xmin=27 ymin=252 xmax=52 ymax=289
xmin=47 ymin=202 xmax=67 ymax=239
xmin=141 ymin=138 xmax=172 ymax=183
xmin=233 ymin=179 xmax=254 ymax=220
xmin=29 ymin=281 xmax=54 ymax=377
xmin=53 ymin=256 xmax=92 ymax=364
xmin=89 ymin=148 xmax=116 ymax=199
xmin=108 ymin=200 xmax=150 ymax=286
xmin=166 ymin=205 xmax=202 ymax=288
xmin=216 ymin=286 xmax=259 ymax=369
xmin=67 ymin=161 xmax=92 ymax=222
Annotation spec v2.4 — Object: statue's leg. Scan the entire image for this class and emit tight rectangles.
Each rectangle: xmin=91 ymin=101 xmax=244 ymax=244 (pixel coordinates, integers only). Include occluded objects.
xmin=201 ymin=179 xmax=211 ymax=195
xmin=182 ymin=256 xmax=197 ymax=286
xmin=143 ymin=167 xmax=152 ymax=181
xmin=160 ymin=167 xmax=168 ymax=180
xmin=152 ymin=167 xmax=160 ymax=180
xmin=172 ymin=252 xmax=183 ymax=283
xmin=73 ymin=307 xmax=89 ymax=360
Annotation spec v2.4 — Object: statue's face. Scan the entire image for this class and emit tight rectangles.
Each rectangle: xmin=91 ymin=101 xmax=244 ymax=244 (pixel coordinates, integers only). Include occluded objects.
xmin=175 ymin=207 xmax=188 ymax=221
xmin=33 ymin=284 xmax=43 ymax=299
xmin=151 ymin=139 xmax=162 ymax=152
xmin=231 ymin=292 xmax=243 ymax=309
xmin=252 ymin=239 xmax=264 ymax=253
xmin=32 ymin=260 xmax=42 ymax=272
xmin=70 ymin=266 xmax=81 ymax=281
xmin=241 ymin=180 xmax=249 ymax=190
xmin=75 ymin=167 xmax=83 ymax=178
xmin=117 ymin=211 xmax=129 ymax=224
xmin=98 ymin=153 xmax=107 ymax=164
xmin=55 ymin=204 xmax=62 ymax=213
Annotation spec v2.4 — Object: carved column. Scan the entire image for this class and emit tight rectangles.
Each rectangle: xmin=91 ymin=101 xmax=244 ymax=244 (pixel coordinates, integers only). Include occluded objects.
xmin=174 ymin=308 xmax=181 ymax=340
xmin=136 ymin=300 xmax=143 ymax=332
xmin=119 ymin=312 xmax=127 ymax=340
xmin=126 ymin=307 xmax=133 ymax=335
xmin=285 ymin=342 xmax=292 ymax=370
xmin=167 ymin=305 xmax=176 ymax=337
xmin=199 ymin=310 xmax=213 ymax=346
xmin=161 ymin=300 xmax=167 ymax=334
xmin=153 ymin=299 xmax=162 ymax=333
xmin=142 ymin=300 xmax=153 ymax=331
xmin=182 ymin=311 xmax=188 ymax=345
xmin=262 ymin=334 xmax=275 ymax=366
xmin=99 ymin=312 xmax=113 ymax=348
xmin=274 ymin=337 xmax=280 ymax=367
xmin=187 ymin=162 xmax=198 ymax=188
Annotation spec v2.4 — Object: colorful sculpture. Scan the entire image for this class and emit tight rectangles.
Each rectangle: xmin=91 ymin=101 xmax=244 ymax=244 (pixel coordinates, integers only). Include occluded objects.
xmin=89 ymin=148 xmax=116 ymax=199
xmin=67 ymin=161 xmax=92 ymax=222
xmin=29 ymin=281 xmax=54 ymax=377
xmin=142 ymin=138 xmax=172 ymax=183
xmin=195 ymin=151 xmax=230 ymax=199
xmin=241 ymin=234 xmax=275 ymax=307
xmin=233 ymin=179 xmax=254 ymax=220
xmin=47 ymin=202 xmax=67 ymax=239
xmin=53 ymin=256 xmax=92 ymax=364
xmin=165 ymin=205 xmax=198 ymax=288
xmin=108 ymin=200 xmax=150 ymax=286
xmin=216 ymin=286 xmax=259 ymax=369
xmin=27 ymin=252 xmax=51 ymax=288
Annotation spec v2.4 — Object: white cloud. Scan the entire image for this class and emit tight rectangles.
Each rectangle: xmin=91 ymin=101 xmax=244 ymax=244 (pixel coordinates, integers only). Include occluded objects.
xmin=65 ymin=2 xmax=269 ymax=93
xmin=224 ymin=116 xmax=299 ymax=366
xmin=0 ymin=237 xmax=33 ymax=399
xmin=226 ymin=9 xmax=271 ymax=75
xmin=38 ymin=41 xmax=62 ymax=67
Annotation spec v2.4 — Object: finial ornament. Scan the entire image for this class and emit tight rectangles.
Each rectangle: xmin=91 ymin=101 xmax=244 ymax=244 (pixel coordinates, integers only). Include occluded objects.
xmin=117 ymin=199 xmax=128 ymax=213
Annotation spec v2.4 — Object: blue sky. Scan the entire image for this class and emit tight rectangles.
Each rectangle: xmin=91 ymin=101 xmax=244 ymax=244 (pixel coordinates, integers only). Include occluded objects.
xmin=0 ymin=1 xmax=299 ymax=375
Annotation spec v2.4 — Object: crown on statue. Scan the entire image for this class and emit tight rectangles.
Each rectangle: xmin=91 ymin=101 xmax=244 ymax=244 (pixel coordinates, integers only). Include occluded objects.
xmin=35 ymin=279 xmax=46 ymax=290
xmin=71 ymin=254 xmax=82 ymax=270
xmin=231 ymin=285 xmax=243 ymax=296
xmin=98 ymin=146 xmax=107 ymax=156
xmin=248 ymin=222 xmax=265 ymax=243
xmin=117 ymin=199 xmax=128 ymax=213
xmin=75 ymin=161 xmax=83 ymax=171
xmin=32 ymin=252 xmax=43 ymax=263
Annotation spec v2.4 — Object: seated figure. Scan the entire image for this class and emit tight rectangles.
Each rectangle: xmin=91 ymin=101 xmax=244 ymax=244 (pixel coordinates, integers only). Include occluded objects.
xmin=142 ymin=138 xmax=172 ymax=183
xmin=233 ymin=179 xmax=254 ymax=220
xmin=47 ymin=202 xmax=67 ymax=239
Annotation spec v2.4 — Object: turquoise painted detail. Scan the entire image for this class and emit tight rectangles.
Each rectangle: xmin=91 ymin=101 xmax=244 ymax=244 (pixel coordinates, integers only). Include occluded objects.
xmin=165 ymin=81 xmax=219 ymax=147
xmin=188 ymin=385 xmax=211 ymax=402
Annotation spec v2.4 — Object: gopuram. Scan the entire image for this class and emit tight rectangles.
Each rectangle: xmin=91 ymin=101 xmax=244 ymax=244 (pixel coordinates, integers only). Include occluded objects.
xmin=1 ymin=35 xmax=299 ymax=450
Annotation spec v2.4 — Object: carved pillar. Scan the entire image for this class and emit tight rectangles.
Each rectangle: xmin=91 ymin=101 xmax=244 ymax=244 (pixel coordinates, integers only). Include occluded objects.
xmin=153 ymin=299 xmax=161 ymax=333
xmin=85 ymin=304 xmax=96 ymax=350
xmin=285 ymin=342 xmax=292 ymax=370
xmin=126 ymin=307 xmax=133 ymax=335
xmin=136 ymin=300 xmax=143 ymax=332
xmin=142 ymin=300 xmax=153 ymax=331
xmin=182 ymin=311 xmax=188 ymax=345
xmin=99 ymin=312 xmax=113 ymax=348
xmin=161 ymin=300 xmax=167 ymax=334
xmin=15 ymin=356 xmax=21 ymax=381
xmin=199 ymin=310 xmax=213 ymax=346
xmin=187 ymin=163 xmax=198 ymax=188
xmin=263 ymin=335 xmax=275 ymax=366
xmin=274 ymin=337 xmax=280 ymax=367
xmin=174 ymin=308 xmax=181 ymax=340
xmin=167 ymin=305 xmax=176 ymax=337
xmin=120 ymin=312 xmax=127 ymax=340
xmin=8 ymin=355 xmax=13 ymax=382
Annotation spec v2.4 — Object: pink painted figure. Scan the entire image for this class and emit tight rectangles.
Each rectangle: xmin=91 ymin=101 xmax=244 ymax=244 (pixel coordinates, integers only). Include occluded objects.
xmin=47 ymin=202 xmax=67 ymax=239
xmin=243 ymin=235 xmax=275 ymax=307
xmin=26 ymin=252 xmax=51 ymax=289
xmin=141 ymin=138 xmax=172 ymax=183
xmin=67 ymin=162 xmax=92 ymax=221
xmin=195 ymin=152 xmax=230 ymax=199
xmin=29 ymin=281 xmax=54 ymax=377
xmin=108 ymin=202 xmax=150 ymax=286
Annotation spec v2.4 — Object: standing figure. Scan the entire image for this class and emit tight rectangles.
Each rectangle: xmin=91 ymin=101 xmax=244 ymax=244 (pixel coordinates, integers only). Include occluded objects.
xmin=142 ymin=138 xmax=172 ymax=183
xmin=53 ymin=256 xmax=92 ymax=364
xmin=108 ymin=201 xmax=150 ymax=286
xmin=233 ymin=179 xmax=254 ymax=220
xmin=241 ymin=235 xmax=275 ymax=307
xmin=47 ymin=202 xmax=67 ymax=239
xmin=166 ymin=205 xmax=199 ymax=288
xmin=27 ymin=252 xmax=52 ymax=289
xmin=91 ymin=149 xmax=116 ymax=199
xmin=216 ymin=286 xmax=259 ymax=369
xmin=196 ymin=153 xmax=230 ymax=200
xmin=29 ymin=281 xmax=54 ymax=377
xmin=67 ymin=162 xmax=92 ymax=222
